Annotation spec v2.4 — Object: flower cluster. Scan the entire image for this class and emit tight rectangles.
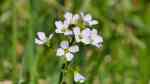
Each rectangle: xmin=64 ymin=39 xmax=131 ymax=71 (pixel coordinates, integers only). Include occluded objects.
xmin=35 ymin=12 xmax=103 ymax=83
xmin=55 ymin=12 xmax=103 ymax=48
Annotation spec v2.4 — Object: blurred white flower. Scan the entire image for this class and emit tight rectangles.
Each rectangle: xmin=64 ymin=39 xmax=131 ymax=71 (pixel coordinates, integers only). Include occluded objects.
xmin=55 ymin=21 xmax=73 ymax=35
xmin=64 ymin=12 xmax=80 ymax=25
xmin=73 ymin=27 xmax=103 ymax=47
xmin=74 ymin=72 xmax=86 ymax=83
xmin=80 ymin=28 xmax=91 ymax=44
xmin=81 ymin=12 xmax=98 ymax=26
xmin=90 ymin=29 xmax=103 ymax=48
xmin=35 ymin=32 xmax=53 ymax=45
xmin=56 ymin=41 xmax=79 ymax=61
xmin=73 ymin=27 xmax=91 ymax=44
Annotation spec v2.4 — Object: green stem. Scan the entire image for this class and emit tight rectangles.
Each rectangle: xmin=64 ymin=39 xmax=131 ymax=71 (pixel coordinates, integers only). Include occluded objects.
xmin=58 ymin=62 xmax=71 ymax=84
xmin=59 ymin=63 xmax=65 ymax=84
xmin=12 ymin=0 xmax=17 ymax=83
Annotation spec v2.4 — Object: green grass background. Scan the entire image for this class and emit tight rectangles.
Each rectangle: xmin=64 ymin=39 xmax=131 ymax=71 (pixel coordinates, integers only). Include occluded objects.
xmin=0 ymin=0 xmax=150 ymax=84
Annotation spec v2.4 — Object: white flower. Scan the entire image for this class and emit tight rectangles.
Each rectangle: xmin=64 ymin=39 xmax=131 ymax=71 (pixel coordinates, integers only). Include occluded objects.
xmin=73 ymin=27 xmax=103 ymax=47
xmin=64 ymin=12 xmax=80 ymax=25
xmin=73 ymin=27 xmax=91 ymax=44
xmin=81 ymin=12 xmax=98 ymax=26
xmin=80 ymin=28 xmax=91 ymax=44
xmin=90 ymin=29 xmax=103 ymax=48
xmin=55 ymin=21 xmax=73 ymax=35
xmin=74 ymin=72 xmax=86 ymax=83
xmin=56 ymin=41 xmax=79 ymax=61
xmin=35 ymin=32 xmax=53 ymax=45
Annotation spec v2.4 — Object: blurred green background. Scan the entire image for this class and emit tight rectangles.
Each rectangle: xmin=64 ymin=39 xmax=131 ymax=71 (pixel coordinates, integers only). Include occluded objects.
xmin=0 ymin=0 xmax=150 ymax=84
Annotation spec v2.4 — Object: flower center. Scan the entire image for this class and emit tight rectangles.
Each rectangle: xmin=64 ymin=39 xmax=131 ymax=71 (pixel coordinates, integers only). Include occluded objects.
xmin=64 ymin=48 xmax=69 ymax=53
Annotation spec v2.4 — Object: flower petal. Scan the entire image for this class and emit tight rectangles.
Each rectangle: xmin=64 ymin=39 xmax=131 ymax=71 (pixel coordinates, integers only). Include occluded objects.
xmin=37 ymin=32 xmax=47 ymax=41
xmin=64 ymin=12 xmax=73 ymax=20
xmin=65 ymin=52 xmax=74 ymax=61
xmin=73 ymin=27 xmax=81 ymax=42
xmin=64 ymin=30 xmax=73 ymax=35
xmin=60 ymin=41 xmax=69 ymax=49
xmin=83 ymin=14 xmax=92 ymax=22
xmin=35 ymin=38 xmax=45 ymax=45
xmin=74 ymin=72 xmax=86 ymax=83
xmin=89 ymin=20 xmax=98 ymax=26
xmin=73 ymin=27 xmax=80 ymax=35
xmin=72 ymin=14 xmax=79 ymax=24
xmin=55 ymin=21 xmax=63 ymax=29
xmin=56 ymin=48 xmax=64 ymax=56
xmin=81 ymin=37 xmax=90 ymax=44
xmin=81 ymin=28 xmax=91 ymax=38
xmin=69 ymin=45 xmax=79 ymax=53
xmin=64 ymin=12 xmax=73 ymax=25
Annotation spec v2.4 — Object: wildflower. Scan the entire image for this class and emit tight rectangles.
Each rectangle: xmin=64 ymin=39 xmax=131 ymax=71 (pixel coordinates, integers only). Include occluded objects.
xmin=80 ymin=12 xmax=98 ymax=26
xmin=74 ymin=72 xmax=86 ymax=83
xmin=64 ymin=12 xmax=80 ymax=25
xmin=56 ymin=41 xmax=79 ymax=61
xmin=73 ymin=27 xmax=91 ymax=44
xmin=73 ymin=27 xmax=103 ymax=47
xmin=55 ymin=21 xmax=73 ymax=35
xmin=90 ymin=29 xmax=103 ymax=48
xmin=35 ymin=32 xmax=53 ymax=45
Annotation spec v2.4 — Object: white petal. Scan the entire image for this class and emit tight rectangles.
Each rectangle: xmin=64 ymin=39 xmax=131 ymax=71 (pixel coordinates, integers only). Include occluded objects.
xmin=91 ymin=29 xmax=98 ymax=35
xmin=74 ymin=72 xmax=86 ymax=83
xmin=81 ymin=28 xmax=91 ymax=38
xmin=60 ymin=41 xmax=69 ymax=49
xmin=37 ymin=32 xmax=47 ymax=41
xmin=92 ymin=35 xmax=103 ymax=43
xmin=64 ymin=12 xmax=72 ymax=25
xmin=65 ymin=52 xmax=74 ymax=61
xmin=55 ymin=21 xmax=63 ymax=29
xmin=81 ymin=37 xmax=90 ymax=44
xmin=64 ymin=19 xmax=70 ymax=27
xmin=73 ymin=27 xmax=81 ymax=42
xmin=80 ymin=12 xmax=84 ymax=17
xmin=55 ymin=29 xmax=62 ymax=33
xmin=56 ymin=48 xmax=64 ymax=56
xmin=91 ymin=35 xmax=103 ymax=48
xmin=75 ymin=35 xmax=81 ymax=43
xmin=83 ymin=14 xmax=92 ymax=22
xmin=64 ymin=12 xmax=73 ymax=20
xmin=73 ymin=27 xmax=80 ymax=35
xmin=69 ymin=45 xmax=79 ymax=53
xmin=35 ymin=38 xmax=45 ymax=45
xmin=95 ymin=43 xmax=102 ymax=48
xmin=72 ymin=14 xmax=79 ymax=24
xmin=64 ymin=30 xmax=73 ymax=35
xmin=89 ymin=20 xmax=98 ymax=26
